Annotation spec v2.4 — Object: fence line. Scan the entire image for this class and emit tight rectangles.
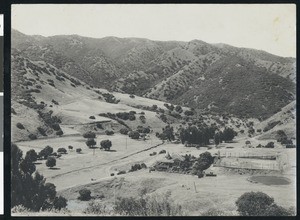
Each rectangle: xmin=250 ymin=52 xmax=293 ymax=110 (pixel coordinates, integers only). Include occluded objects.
xmin=216 ymin=161 xmax=280 ymax=170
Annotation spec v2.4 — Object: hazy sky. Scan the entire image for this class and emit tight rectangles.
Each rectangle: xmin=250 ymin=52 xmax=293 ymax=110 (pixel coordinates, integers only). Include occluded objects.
xmin=12 ymin=4 xmax=296 ymax=57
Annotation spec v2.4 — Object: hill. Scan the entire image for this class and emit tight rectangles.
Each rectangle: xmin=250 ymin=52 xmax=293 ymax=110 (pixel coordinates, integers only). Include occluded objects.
xmin=12 ymin=30 xmax=296 ymax=119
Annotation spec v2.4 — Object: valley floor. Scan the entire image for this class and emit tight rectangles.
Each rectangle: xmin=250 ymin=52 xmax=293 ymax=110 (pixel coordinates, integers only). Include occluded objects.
xmin=15 ymin=134 xmax=296 ymax=216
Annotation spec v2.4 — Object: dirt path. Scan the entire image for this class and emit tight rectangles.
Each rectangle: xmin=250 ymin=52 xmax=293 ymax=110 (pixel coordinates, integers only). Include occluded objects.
xmin=50 ymin=142 xmax=164 ymax=180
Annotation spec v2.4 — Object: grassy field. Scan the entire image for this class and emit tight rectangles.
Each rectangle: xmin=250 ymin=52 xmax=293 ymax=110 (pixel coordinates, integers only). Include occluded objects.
xmin=16 ymin=133 xmax=296 ymax=216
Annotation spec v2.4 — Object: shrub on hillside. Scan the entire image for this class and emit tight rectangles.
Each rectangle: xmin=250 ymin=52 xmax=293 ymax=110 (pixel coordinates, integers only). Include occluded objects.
xmin=105 ymin=130 xmax=114 ymax=135
xmin=159 ymin=150 xmax=166 ymax=154
xmin=78 ymin=189 xmax=92 ymax=201
xmin=117 ymin=170 xmax=126 ymax=175
xmin=264 ymin=142 xmax=275 ymax=148
xmin=96 ymin=123 xmax=103 ymax=129
xmin=120 ymin=128 xmax=129 ymax=135
xmin=57 ymin=148 xmax=67 ymax=154
xmin=129 ymin=131 xmax=140 ymax=139
xmin=83 ymin=131 xmax=96 ymax=139
xmin=76 ymin=148 xmax=82 ymax=153
xmin=16 ymin=123 xmax=25 ymax=129
xmin=89 ymin=116 xmax=96 ymax=119
xmin=52 ymin=123 xmax=61 ymax=131
xmin=37 ymin=126 xmax=47 ymax=136
xmin=129 ymin=114 xmax=136 ymax=121
xmin=56 ymin=130 xmax=63 ymax=136
xmin=184 ymin=110 xmax=194 ymax=116
xmin=28 ymin=134 xmax=37 ymax=140
xmin=51 ymin=99 xmax=59 ymax=105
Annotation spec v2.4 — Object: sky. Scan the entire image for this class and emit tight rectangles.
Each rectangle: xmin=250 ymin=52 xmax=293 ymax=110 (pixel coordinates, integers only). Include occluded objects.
xmin=12 ymin=4 xmax=296 ymax=57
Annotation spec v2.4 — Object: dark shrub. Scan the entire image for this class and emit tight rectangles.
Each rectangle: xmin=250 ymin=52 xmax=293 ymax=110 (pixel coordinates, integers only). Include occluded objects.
xmin=56 ymin=130 xmax=63 ymax=136
xmin=130 ymin=164 xmax=142 ymax=172
xmin=129 ymin=94 xmax=135 ymax=98
xmin=57 ymin=148 xmax=67 ymax=154
xmin=175 ymin=105 xmax=183 ymax=113
xmin=37 ymin=127 xmax=47 ymax=136
xmin=111 ymin=173 xmax=115 ymax=176
xmin=89 ymin=116 xmax=96 ymax=119
xmin=129 ymin=111 xmax=136 ymax=115
xmin=86 ymin=138 xmax=96 ymax=148
xmin=159 ymin=150 xmax=166 ymax=154
xmin=129 ymin=114 xmax=136 ymax=121
xmin=25 ymin=149 xmax=38 ymax=162
xmin=105 ymin=130 xmax=114 ymax=135
xmin=286 ymin=144 xmax=296 ymax=148
xmin=184 ymin=110 xmax=194 ymax=116
xmin=96 ymin=123 xmax=103 ymax=129
xmin=129 ymin=131 xmax=140 ymax=139
xmin=52 ymin=123 xmax=61 ymax=131
xmin=28 ymin=134 xmax=37 ymax=140
xmin=53 ymin=196 xmax=67 ymax=210
xmin=235 ymin=191 xmax=292 ymax=216
xmin=68 ymin=146 xmax=73 ymax=150
xmin=39 ymin=146 xmax=53 ymax=159
xmin=264 ymin=142 xmax=275 ymax=148
xmin=100 ymin=140 xmax=112 ymax=151
xmin=16 ymin=123 xmax=25 ymax=129
xmin=76 ymin=148 xmax=82 ymax=153
xmin=197 ymin=171 xmax=204 ymax=178
xmin=117 ymin=170 xmax=126 ymax=175
xmin=51 ymin=99 xmax=59 ymax=105
xmin=120 ymin=128 xmax=129 ymax=135
xmin=78 ymin=189 xmax=92 ymax=201
xmin=46 ymin=157 xmax=56 ymax=169
xmin=83 ymin=131 xmax=96 ymax=138
xmin=257 ymin=129 xmax=262 ymax=132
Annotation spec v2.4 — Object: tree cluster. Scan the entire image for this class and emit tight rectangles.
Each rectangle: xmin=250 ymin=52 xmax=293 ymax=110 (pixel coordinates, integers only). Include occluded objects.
xmin=11 ymin=144 xmax=67 ymax=211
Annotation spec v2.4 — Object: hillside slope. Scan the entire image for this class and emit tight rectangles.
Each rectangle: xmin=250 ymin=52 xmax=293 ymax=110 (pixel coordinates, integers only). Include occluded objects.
xmin=12 ymin=29 xmax=296 ymax=119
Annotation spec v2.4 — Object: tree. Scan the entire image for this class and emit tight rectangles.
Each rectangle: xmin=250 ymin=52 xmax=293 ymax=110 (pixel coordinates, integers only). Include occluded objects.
xmin=76 ymin=148 xmax=82 ymax=153
xmin=57 ymin=148 xmax=67 ymax=154
xmin=129 ymin=131 xmax=140 ymax=139
xmin=100 ymin=140 xmax=112 ymax=151
xmin=78 ymin=189 xmax=92 ymax=201
xmin=25 ymin=149 xmax=38 ymax=163
xmin=120 ymin=128 xmax=129 ymax=135
xmin=175 ymin=105 xmax=183 ymax=113
xmin=214 ymin=132 xmax=221 ymax=146
xmin=194 ymin=152 xmax=214 ymax=171
xmin=161 ymin=125 xmax=174 ymax=141
xmin=46 ymin=157 xmax=56 ymax=169
xmin=56 ymin=130 xmax=63 ymax=136
xmin=39 ymin=146 xmax=53 ymax=159
xmin=105 ymin=130 xmax=114 ymax=135
xmin=235 ymin=191 xmax=292 ymax=216
xmin=222 ymin=127 xmax=236 ymax=142
xmin=11 ymin=143 xmax=67 ymax=211
xmin=53 ymin=196 xmax=68 ymax=210
xmin=264 ymin=142 xmax=275 ymax=148
xmin=86 ymin=138 xmax=96 ymax=148
xmin=83 ymin=131 xmax=96 ymax=138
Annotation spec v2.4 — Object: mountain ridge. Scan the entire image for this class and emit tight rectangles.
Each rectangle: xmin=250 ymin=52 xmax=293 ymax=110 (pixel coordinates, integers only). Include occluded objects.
xmin=12 ymin=29 xmax=296 ymax=119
